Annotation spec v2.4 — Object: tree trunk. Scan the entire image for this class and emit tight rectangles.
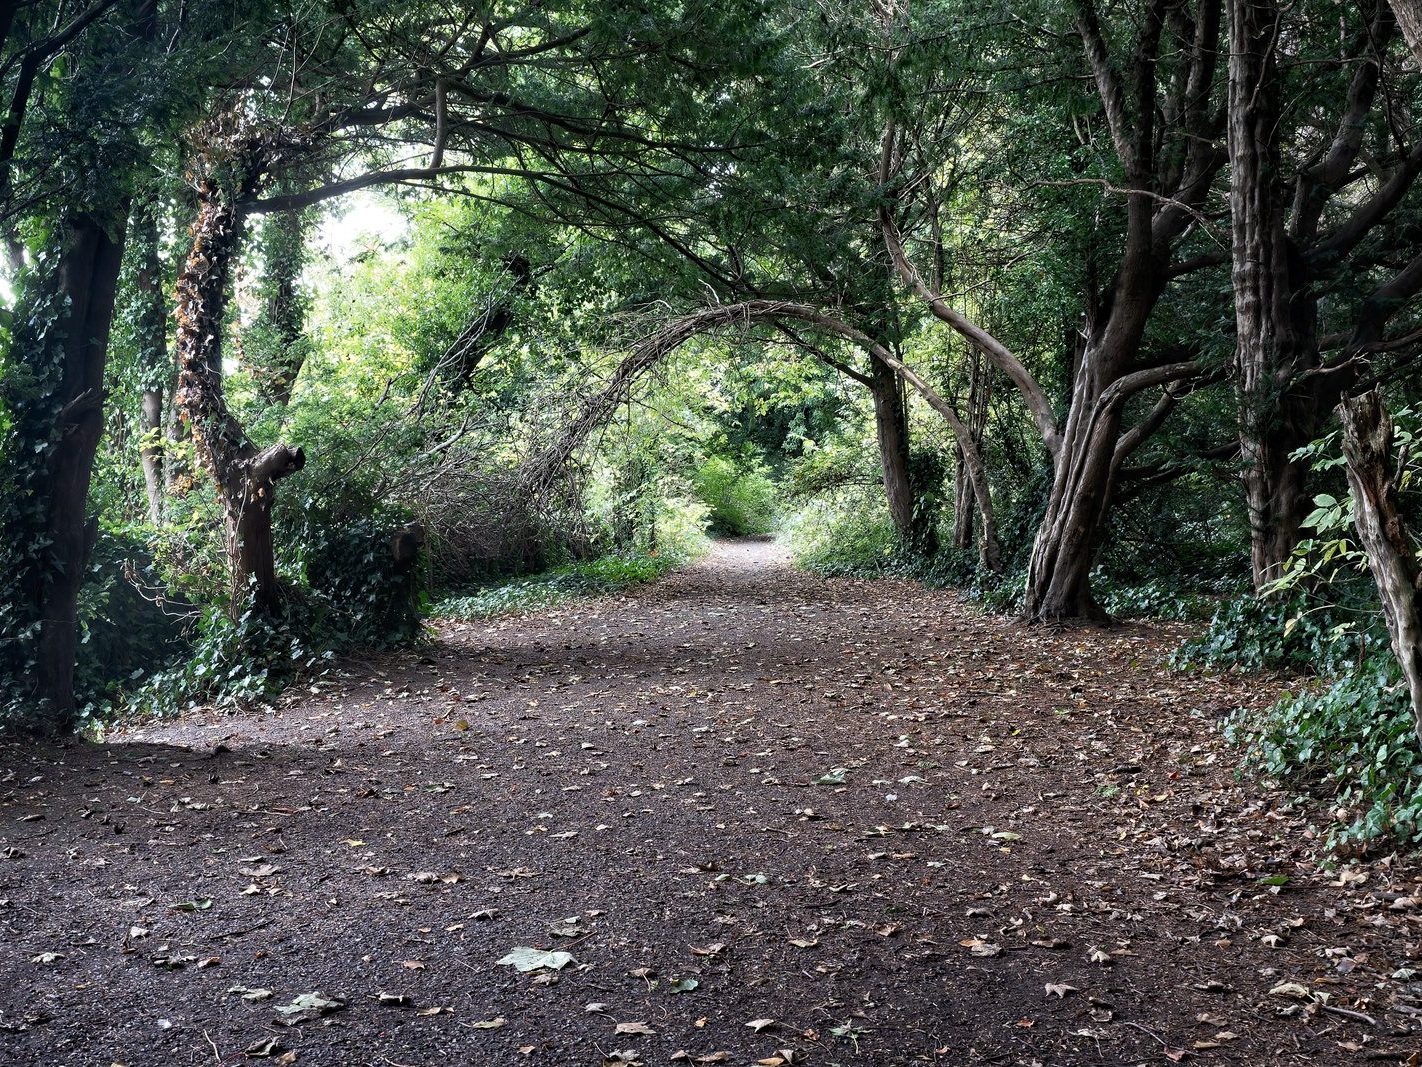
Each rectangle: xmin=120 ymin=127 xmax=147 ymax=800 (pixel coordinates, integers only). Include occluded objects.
xmin=949 ymin=411 xmax=1000 ymax=573
xmin=1339 ymin=389 xmax=1422 ymax=751
xmin=952 ymin=347 xmax=989 ymax=555
xmin=952 ymin=442 xmax=975 ymax=552
xmin=175 ymin=184 xmax=305 ymax=616
xmin=132 ymin=202 xmax=168 ymax=524
xmin=864 ymin=346 xmax=997 ymax=571
xmin=1023 ymin=346 xmax=1122 ymax=621
xmin=30 ymin=216 xmax=126 ymax=726
xmin=1227 ymin=0 xmax=1321 ymax=589
xmin=869 ymin=356 xmax=918 ymax=546
xmin=1388 ymin=0 xmax=1422 ymax=64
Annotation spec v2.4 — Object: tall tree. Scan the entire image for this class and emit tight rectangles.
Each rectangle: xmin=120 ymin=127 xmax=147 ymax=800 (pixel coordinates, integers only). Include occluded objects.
xmin=880 ymin=0 xmax=1225 ymax=619
xmin=1227 ymin=0 xmax=1422 ymax=587
xmin=129 ymin=197 xmax=169 ymax=524
xmin=170 ymin=0 xmax=795 ymax=617
xmin=0 ymin=0 xmax=160 ymax=728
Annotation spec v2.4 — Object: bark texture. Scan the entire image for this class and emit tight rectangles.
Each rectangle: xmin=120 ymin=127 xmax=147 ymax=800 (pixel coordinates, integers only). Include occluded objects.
xmin=1227 ymin=0 xmax=1331 ymax=587
xmin=952 ymin=349 xmax=989 ymax=554
xmin=29 ymin=216 xmax=127 ymax=723
xmin=132 ymin=202 xmax=168 ymax=524
xmin=1339 ymin=390 xmax=1422 ymax=750
xmin=1389 ymin=0 xmax=1422 ymax=63
xmin=174 ymin=124 xmax=306 ymax=616
xmin=869 ymin=356 xmax=925 ymax=551
xmin=1226 ymin=0 xmax=1422 ymax=587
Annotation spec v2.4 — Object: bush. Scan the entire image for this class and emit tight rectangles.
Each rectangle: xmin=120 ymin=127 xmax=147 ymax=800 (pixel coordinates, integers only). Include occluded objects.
xmin=109 ymin=595 xmax=345 ymax=726
xmin=1174 ymin=592 xmax=1369 ymax=675
xmin=1094 ymin=575 xmax=1223 ymax=621
xmin=693 ymin=456 xmax=777 ymax=536
xmin=94 ymin=487 xmax=429 ymax=729
xmin=1226 ymin=661 xmax=1422 ymax=849
xmin=73 ymin=528 xmax=193 ymax=715
xmin=289 ymin=497 xmax=425 ymax=646
xmin=785 ymin=498 xmax=905 ymax=577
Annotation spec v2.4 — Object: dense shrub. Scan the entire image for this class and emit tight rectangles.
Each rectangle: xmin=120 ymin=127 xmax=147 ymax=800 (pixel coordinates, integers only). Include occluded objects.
xmin=90 ymin=488 xmax=428 ymax=728
xmin=1094 ymin=575 xmax=1226 ymax=622
xmin=289 ymin=496 xmax=426 ymax=645
xmin=1174 ymin=591 xmax=1374 ymax=676
xmin=74 ymin=529 xmax=192 ymax=714
xmin=786 ymin=498 xmax=905 ymax=577
xmin=693 ymin=456 xmax=777 ymax=536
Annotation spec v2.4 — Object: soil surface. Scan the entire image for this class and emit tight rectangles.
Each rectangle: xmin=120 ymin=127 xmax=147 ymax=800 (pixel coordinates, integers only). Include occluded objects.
xmin=2 ymin=539 xmax=1420 ymax=1067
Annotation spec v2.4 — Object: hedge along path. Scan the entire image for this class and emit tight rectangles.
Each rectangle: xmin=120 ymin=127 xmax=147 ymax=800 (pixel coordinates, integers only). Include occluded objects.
xmin=1 ymin=539 xmax=1419 ymax=1066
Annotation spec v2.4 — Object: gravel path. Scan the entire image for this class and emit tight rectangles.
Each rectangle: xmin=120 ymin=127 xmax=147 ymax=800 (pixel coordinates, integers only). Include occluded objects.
xmin=1 ymin=539 xmax=1419 ymax=1066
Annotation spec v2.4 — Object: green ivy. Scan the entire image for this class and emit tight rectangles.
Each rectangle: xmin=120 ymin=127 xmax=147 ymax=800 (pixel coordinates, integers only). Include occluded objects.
xmin=1226 ymin=662 xmax=1422 ymax=849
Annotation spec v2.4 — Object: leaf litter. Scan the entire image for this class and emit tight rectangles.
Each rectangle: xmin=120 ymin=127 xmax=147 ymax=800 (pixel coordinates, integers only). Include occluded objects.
xmin=0 ymin=541 xmax=1418 ymax=1063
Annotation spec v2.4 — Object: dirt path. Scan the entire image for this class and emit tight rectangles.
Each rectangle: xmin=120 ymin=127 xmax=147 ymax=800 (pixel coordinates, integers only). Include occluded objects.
xmin=2 ymin=539 xmax=1419 ymax=1067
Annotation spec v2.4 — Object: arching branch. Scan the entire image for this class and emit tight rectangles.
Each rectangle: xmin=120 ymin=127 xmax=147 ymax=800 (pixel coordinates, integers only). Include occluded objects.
xmin=878 ymin=126 xmax=1061 ymax=454
xmin=519 ymin=299 xmax=1002 ymax=571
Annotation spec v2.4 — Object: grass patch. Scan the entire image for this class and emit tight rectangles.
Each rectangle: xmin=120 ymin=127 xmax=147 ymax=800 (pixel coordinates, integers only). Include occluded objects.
xmin=432 ymin=551 xmax=684 ymax=620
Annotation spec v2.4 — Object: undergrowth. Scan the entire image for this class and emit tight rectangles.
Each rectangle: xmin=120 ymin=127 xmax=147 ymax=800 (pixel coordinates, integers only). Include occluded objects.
xmin=1224 ymin=662 xmax=1422 ymax=850
xmin=433 ymin=550 xmax=687 ymax=620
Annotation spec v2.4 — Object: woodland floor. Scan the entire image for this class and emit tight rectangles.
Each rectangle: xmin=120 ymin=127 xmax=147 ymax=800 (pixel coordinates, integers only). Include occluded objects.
xmin=2 ymin=539 xmax=1421 ymax=1067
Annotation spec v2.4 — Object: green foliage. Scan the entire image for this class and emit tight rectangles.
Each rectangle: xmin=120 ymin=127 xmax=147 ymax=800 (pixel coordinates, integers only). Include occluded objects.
xmin=104 ymin=503 xmax=426 ymax=725
xmin=1227 ymin=663 xmax=1422 ymax=849
xmin=693 ymin=456 xmax=778 ymax=536
xmin=285 ymin=493 xmax=426 ymax=647
xmin=1179 ymin=416 xmax=1422 ymax=848
xmin=1174 ymin=593 xmax=1368 ymax=676
xmin=1095 ymin=577 xmax=1225 ymax=622
xmin=73 ymin=529 xmax=191 ymax=712
xmin=786 ymin=498 xmax=904 ymax=577
xmin=433 ymin=551 xmax=686 ymax=621
xmin=0 ymin=246 xmax=71 ymax=727
xmin=110 ymin=599 xmax=344 ymax=725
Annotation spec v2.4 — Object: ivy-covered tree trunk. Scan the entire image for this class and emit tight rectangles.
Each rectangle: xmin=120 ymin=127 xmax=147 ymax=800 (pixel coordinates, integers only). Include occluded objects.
xmin=175 ymin=162 xmax=305 ymax=617
xmin=250 ymin=204 xmax=311 ymax=407
xmin=131 ymin=201 xmax=169 ymax=524
xmin=1 ymin=216 xmax=128 ymax=729
xmin=1339 ymin=390 xmax=1422 ymax=751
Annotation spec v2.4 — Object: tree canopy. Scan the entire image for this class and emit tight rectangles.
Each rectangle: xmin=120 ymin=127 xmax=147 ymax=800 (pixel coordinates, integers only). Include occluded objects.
xmin=3 ymin=0 xmax=1422 ymax=849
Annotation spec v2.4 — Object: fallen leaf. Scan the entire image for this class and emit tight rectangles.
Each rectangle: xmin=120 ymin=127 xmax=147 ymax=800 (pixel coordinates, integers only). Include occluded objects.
xmin=273 ymin=992 xmax=344 ymax=1025
xmin=497 ymin=947 xmax=575 ymax=972
xmin=961 ymin=939 xmax=1001 ymax=957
